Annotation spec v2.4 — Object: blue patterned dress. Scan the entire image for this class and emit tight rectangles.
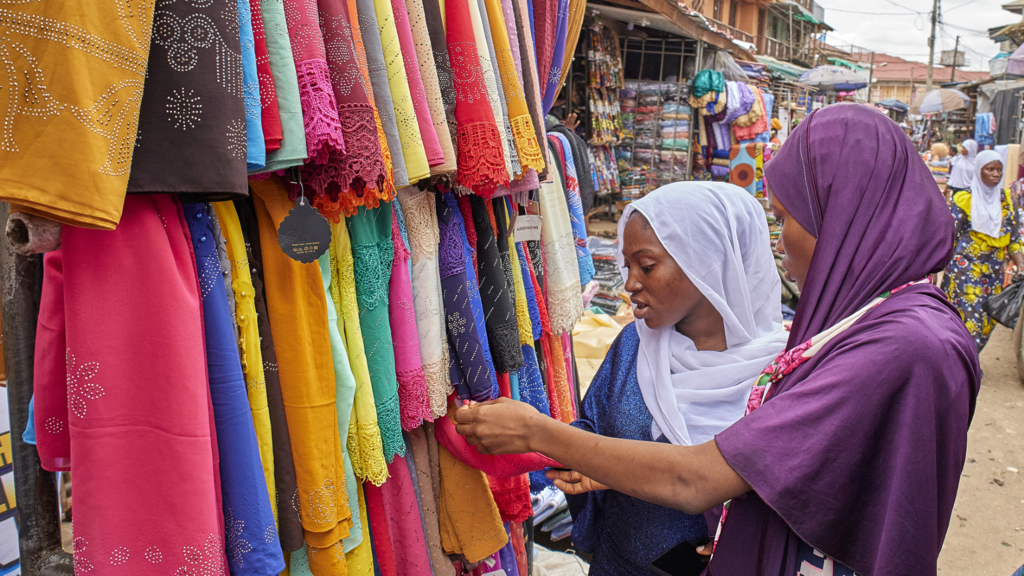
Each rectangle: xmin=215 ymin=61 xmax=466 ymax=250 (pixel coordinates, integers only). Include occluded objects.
xmin=566 ymin=323 xmax=708 ymax=575
xmin=941 ymin=190 xmax=1022 ymax=350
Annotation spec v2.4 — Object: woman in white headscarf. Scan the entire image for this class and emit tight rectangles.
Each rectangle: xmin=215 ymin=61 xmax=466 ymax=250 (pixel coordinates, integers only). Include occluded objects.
xmin=493 ymin=183 xmax=789 ymax=574
xmin=947 ymin=139 xmax=978 ymax=195
xmin=942 ymin=150 xmax=1024 ymax=351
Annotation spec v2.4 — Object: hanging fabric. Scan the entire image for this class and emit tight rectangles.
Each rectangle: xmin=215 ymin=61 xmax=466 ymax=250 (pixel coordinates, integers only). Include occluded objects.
xmin=234 ymin=197 xmax=306 ymax=552
xmin=258 ymin=0 xmax=310 ymax=172
xmin=251 ymin=177 xmax=353 ymax=551
xmin=549 ymin=133 xmax=595 ymax=285
xmin=0 ymin=2 xmax=154 ymax=229
xmin=405 ymin=0 xmax=459 ymax=175
xmin=185 ymin=202 xmax=284 ymax=575
xmin=126 ymin=0 xmax=249 ymax=200
xmin=249 ymin=1 xmax=283 ymax=152
xmin=540 ymin=0 xmax=569 ymax=114
xmin=390 ymin=0 xmax=446 ymax=167
xmin=282 ymin=0 xmax=347 ymax=164
xmin=467 ymin=0 xmax=517 ymax=181
xmin=235 ymin=0 xmax=266 ymax=170
xmin=511 ymin=0 xmax=550 ymax=180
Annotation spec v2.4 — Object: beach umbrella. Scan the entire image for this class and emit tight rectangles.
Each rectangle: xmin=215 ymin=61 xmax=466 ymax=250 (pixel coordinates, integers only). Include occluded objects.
xmin=877 ymin=99 xmax=909 ymax=113
xmin=797 ymin=65 xmax=868 ymax=90
xmin=909 ymin=88 xmax=969 ymax=114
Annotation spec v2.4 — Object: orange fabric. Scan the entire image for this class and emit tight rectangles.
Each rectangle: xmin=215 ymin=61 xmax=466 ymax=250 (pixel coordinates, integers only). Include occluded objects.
xmin=545 ymin=333 xmax=574 ymax=424
xmin=437 ymin=444 xmax=508 ymax=563
xmin=251 ymin=176 xmax=352 ymax=549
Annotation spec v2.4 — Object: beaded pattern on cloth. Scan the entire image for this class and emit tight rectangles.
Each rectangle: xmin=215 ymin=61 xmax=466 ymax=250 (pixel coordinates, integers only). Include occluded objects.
xmin=374 ymin=392 xmax=405 ymax=461
xmin=295 ymin=59 xmax=346 ymax=165
xmin=391 ymin=210 xmax=433 ymax=429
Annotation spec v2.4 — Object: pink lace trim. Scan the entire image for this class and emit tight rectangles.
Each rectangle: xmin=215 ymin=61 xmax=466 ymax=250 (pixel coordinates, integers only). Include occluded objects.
xmin=301 ymin=103 xmax=391 ymax=220
xmin=397 ymin=366 xmax=433 ymax=430
xmin=488 ymin=475 xmax=532 ymax=523
xmin=456 ymin=121 xmax=509 ymax=196
xmin=295 ymin=59 xmax=346 ymax=165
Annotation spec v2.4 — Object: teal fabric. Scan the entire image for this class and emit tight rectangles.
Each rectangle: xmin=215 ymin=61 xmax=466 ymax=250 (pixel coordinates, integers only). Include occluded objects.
xmin=254 ymin=0 xmax=308 ymax=173
xmin=692 ymin=69 xmax=725 ymax=98
xmin=318 ymin=253 xmax=363 ymax=553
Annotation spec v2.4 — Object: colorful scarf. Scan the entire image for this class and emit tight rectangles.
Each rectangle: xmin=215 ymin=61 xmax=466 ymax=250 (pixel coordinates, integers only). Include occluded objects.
xmin=549 ymin=134 xmax=595 ymax=285
xmin=257 ymin=0 xmax=309 ymax=172
xmin=406 ymin=0 xmax=458 ymax=175
xmin=469 ymin=0 xmax=517 ymax=181
xmin=249 ymin=0 xmax=283 ymax=152
xmin=391 ymin=0 xmax=446 ymax=167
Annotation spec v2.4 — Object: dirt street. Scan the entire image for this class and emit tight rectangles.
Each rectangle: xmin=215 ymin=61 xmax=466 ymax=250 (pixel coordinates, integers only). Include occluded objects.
xmin=938 ymin=326 xmax=1024 ymax=574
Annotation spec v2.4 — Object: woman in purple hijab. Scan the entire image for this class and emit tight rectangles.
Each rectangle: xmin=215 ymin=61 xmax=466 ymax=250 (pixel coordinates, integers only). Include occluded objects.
xmin=454 ymin=104 xmax=980 ymax=576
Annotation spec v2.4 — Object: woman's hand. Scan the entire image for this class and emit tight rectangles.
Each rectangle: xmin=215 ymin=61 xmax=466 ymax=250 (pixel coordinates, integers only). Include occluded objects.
xmin=545 ymin=469 xmax=608 ymax=495
xmin=453 ymin=397 xmax=542 ymax=454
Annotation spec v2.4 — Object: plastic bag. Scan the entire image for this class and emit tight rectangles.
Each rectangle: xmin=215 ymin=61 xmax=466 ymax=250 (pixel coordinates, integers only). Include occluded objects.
xmin=983 ymin=277 xmax=1024 ymax=328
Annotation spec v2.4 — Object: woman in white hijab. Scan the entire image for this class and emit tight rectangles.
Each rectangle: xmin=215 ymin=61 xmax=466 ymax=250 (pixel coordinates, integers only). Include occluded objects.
xmin=942 ymin=150 xmax=1024 ymax=351
xmin=470 ymin=182 xmax=789 ymax=574
xmin=947 ymin=139 xmax=978 ymax=194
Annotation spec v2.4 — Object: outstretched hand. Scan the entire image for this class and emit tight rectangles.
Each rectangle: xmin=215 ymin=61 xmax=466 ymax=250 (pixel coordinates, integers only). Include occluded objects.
xmin=545 ymin=469 xmax=608 ymax=495
xmin=453 ymin=397 xmax=542 ymax=455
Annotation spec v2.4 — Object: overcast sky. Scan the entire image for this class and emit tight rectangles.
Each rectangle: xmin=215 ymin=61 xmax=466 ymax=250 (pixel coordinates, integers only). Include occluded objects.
xmin=816 ymin=0 xmax=1019 ymax=71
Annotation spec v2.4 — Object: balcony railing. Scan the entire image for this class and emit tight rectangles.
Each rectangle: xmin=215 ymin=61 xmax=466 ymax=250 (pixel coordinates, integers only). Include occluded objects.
xmin=758 ymin=35 xmax=792 ymax=60
xmin=707 ymin=18 xmax=755 ymax=44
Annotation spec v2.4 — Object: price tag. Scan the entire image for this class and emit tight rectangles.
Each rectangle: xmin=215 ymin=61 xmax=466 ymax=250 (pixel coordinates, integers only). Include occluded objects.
xmin=278 ymin=196 xmax=331 ymax=263
xmin=513 ymin=215 xmax=543 ymax=242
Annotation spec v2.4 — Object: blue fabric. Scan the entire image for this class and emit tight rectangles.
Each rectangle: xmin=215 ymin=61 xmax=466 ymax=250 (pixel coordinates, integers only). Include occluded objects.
xmin=185 ymin=203 xmax=283 ymax=576
xmin=528 ymin=0 xmax=535 ymax=66
xmin=446 ymin=193 xmax=500 ymax=399
xmin=499 ymin=523 xmax=519 ymax=575
xmin=976 ymin=113 xmax=995 ymax=147
xmin=1013 ymin=563 xmax=1024 ymax=576
xmin=437 ymin=193 xmax=499 ymax=400
xmin=566 ymin=323 xmax=708 ymax=575
xmin=238 ymin=0 xmax=265 ymax=170
xmin=394 ymin=198 xmax=414 ymax=279
xmin=550 ymin=133 xmax=595 ymax=285
xmin=22 ymin=397 xmax=36 ymax=445
xmin=518 ymin=344 xmax=549 ymax=416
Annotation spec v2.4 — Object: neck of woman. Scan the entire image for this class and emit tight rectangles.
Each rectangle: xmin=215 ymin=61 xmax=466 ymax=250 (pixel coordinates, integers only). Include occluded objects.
xmin=675 ymin=304 xmax=728 ymax=352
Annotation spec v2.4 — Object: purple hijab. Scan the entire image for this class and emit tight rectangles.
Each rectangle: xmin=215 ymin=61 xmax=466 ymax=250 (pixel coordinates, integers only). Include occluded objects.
xmin=710 ymin=104 xmax=980 ymax=575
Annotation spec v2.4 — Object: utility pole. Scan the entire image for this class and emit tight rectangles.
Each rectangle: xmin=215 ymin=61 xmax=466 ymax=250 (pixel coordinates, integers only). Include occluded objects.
xmin=949 ymin=35 xmax=960 ymax=83
xmin=926 ymin=0 xmax=939 ymax=91
xmin=867 ymin=51 xmax=875 ymax=102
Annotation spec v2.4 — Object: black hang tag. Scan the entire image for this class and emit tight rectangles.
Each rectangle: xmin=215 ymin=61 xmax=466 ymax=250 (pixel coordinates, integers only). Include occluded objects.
xmin=278 ymin=196 xmax=331 ymax=263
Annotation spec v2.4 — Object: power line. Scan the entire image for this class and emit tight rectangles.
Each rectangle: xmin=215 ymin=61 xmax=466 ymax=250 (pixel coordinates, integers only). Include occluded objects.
xmin=817 ymin=4 xmax=919 ymax=15
xmin=880 ymin=0 xmax=926 ymax=14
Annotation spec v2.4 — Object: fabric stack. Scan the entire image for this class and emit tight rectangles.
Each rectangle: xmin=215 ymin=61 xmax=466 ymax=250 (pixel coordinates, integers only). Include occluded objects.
xmin=690 ymin=70 xmax=775 ymax=182
xmin=0 ymin=0 xmax=596 ymax=574
xmin=975 ymin=113 xmax=996 ymax=148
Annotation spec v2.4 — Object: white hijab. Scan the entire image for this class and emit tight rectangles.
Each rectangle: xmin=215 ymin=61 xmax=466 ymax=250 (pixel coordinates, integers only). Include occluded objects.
xmin=948 ymin=139 xmax=977 ymax=189
xmin=970 ymin=150 xmax=1005 ymax=238
xmin=617 ymin=183 xmax=789 ymax=446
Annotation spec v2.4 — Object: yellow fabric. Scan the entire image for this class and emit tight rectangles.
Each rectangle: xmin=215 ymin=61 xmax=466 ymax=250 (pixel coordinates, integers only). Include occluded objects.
xmin=373 ymin=0 xmax=430 ymax=183
xmin=506 ymin=226 xmax=534 ymax=346
xmin=953 ymin=189 xmax=1019 ymax=251
xmin=482 ymin=0 xmax=545 ymax=175
xmin=306 ymin=541 xmax=349 ymax=576
xmin=1004 ymin=144 xmax=1020 ymax=190
xmin=571 ymin=311 xmax=626 ymax=359
xmin=0 ymin=2 xmax=155 ymax=229
xmin=331 ymin=221 xmax=390 ymax=486
xmin=250 ymin=177 xmax=352 ymax=549
xmin=343 ymin=483 xmax=375 ymax=576
xmin=211 ymin=201 xmax=277 ymax=522
xmin=438 ymin=443 xmax=508 ymax=563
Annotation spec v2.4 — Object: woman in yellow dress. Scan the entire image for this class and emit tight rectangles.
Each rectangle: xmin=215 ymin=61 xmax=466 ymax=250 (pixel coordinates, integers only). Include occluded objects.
xmin=942 ymin=150 xmax=1024 ymax=351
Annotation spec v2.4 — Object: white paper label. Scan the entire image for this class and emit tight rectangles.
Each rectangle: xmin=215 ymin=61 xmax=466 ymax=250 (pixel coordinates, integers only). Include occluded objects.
xmin=513 ymin=215 xmax=543 ymax=242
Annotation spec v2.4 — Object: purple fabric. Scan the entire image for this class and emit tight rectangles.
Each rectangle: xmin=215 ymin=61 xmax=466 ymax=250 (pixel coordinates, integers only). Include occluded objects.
xmin=711 ymin=103 xmax=981 ymax=576
xmin=709 ymin=164 xmax=728 ymax=179
xmin=541 ymin=0 xmax=568 ymax=114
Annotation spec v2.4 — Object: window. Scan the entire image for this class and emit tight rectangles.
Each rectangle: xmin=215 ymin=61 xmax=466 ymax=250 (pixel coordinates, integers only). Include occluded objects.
xmin=728 ymin=0 xmax=738 ymax=27
xmin=713 ymin=0 xmax=721 ymax=21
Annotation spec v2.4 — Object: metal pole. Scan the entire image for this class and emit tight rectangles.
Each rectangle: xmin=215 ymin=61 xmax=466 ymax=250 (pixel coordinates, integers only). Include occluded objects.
xmin=950 ymin=35 xmax=959 ymax=83
xmin=0 ymin=202 xmax=73 ymax=576
xmin=926 ymin=0 xmax=939 ymax=91
xmin=867 ymin=51 xmax=875 ymax=103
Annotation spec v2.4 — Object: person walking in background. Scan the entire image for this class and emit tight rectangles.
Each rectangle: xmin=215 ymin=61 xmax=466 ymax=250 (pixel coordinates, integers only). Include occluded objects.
xmin=942 ymin=150 xmax=1024 ymax=352
xmin=947 ymin=139 xmax=978 ymax=197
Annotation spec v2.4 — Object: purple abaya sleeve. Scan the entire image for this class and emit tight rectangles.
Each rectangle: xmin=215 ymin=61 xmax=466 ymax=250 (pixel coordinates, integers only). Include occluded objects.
xmin=710 ymin=286 xmax=980 ymax=576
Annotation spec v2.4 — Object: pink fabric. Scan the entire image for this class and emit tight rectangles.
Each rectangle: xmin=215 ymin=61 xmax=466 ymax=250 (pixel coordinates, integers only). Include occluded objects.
xmin=488 ymin=474 xmax=532 ymax=523
xmin=389 ymin=208 xmax=433 ymax=430
xmin=34 ymin=250 xmax=69 ymax=472
xmin=434 ymin=406 xmax=561 ymax=476
xmin=251 ymin=0 xmax=283 ymax=151
xmin=284 ymin=0 xmax=346 ymax=164
xmin=365 ymin=483 xmax=399 ymax=576
xmin=532 ymin=0 xmax=556 ymax=101
xmin=56 ymin=195 xmax=227 ymax=576
xmin=366 ymin=455 xmax=433 ymax=574
xmin=560 ymin=331 xmax=577 ymax=419
xmin=390 ymin=0 xmax=445 ymax=166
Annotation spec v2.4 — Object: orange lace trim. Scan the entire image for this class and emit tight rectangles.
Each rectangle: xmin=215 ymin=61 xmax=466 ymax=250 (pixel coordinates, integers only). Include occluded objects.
xmin=456 ymin=121 xmax=509 ymax=196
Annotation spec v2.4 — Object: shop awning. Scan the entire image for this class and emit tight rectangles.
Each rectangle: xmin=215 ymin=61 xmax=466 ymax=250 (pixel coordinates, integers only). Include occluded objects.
xmin=792 ymin=12 xmax=824 ymax=26
xmin=827 ymin=57 xmax=865 ymax=72
xmin=756 ymin=55 xmax=808 ymax=80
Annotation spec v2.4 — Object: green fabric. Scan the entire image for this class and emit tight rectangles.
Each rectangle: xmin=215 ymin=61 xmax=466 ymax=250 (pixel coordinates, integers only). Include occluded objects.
xmin=319 ymin=253 xmax=363 ymax=553
xmin=792 ymin=12 xmax=823 ymax=25
xmin=757 ymin=57 xmax=807 ymax=80
xmin=692 ymin=69 xmax=726 ymax=98
xmin=255 ymin=0 xmax=308 ymax=173
xmin=345 ymin=203 xmax=404 ymax=462
xmin=828 ymin=57 xmax=865 ymax=72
